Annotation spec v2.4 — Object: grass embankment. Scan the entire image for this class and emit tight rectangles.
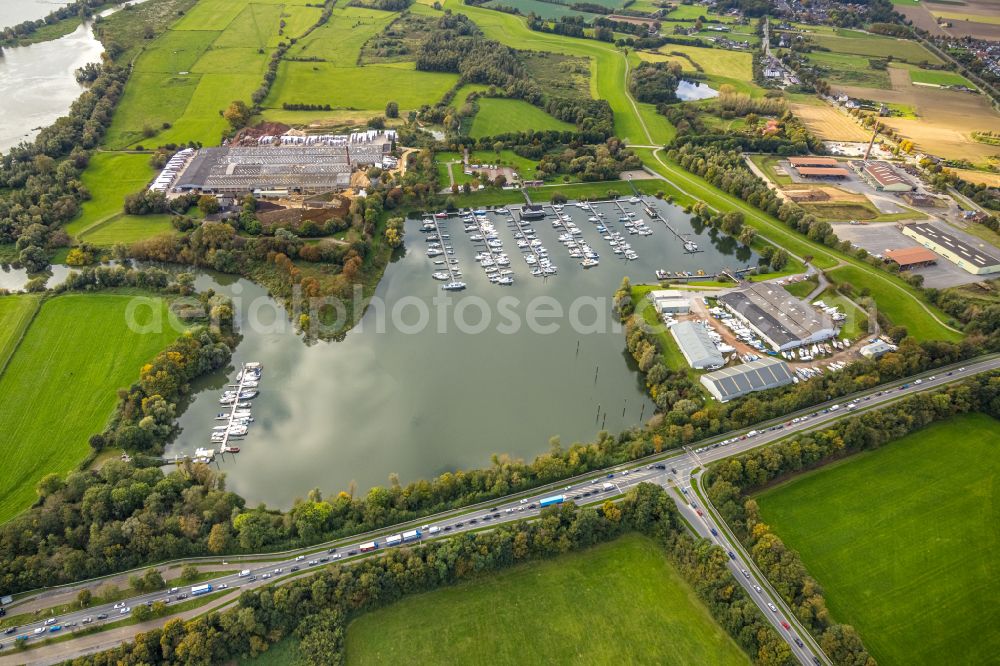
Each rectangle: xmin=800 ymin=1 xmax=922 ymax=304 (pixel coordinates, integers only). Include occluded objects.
xmin=908 ymin=69 xmax=977 ymax=89
xmin=782 ymin=277 xmax=818 ymax=299
xmin=0 ymin=294 xmax=183 ymax=523
xmin=634 ymin=147 xmax=962 ymax=342
xmin=0 ymin=295 xmax=41 ymax=374
xmin=340 ymin=534 xmax=750 ymax=665
xmin=755 ymin=413 xmax=1000 ymax=666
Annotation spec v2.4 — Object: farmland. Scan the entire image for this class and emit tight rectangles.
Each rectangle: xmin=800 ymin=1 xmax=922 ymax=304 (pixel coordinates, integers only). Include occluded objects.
xmin=755 ymin=413 xmax=1000 ymax=666
xmin=468 ymin=98 xmax=575 ymax=137
xmin=0 ymin=294 xmax=182 ymax=523
xmin=908 ymin=68 xmax=977 ymax=88
xmin=342 ymin=534 xmax=749 ymax=665
xmin=0 ymin=295 xmax=40 ymax=374
xmin=787 ymin=101 xmax=871 ymax=141
xmin=807 ymin=32 xmax=941 ymax=64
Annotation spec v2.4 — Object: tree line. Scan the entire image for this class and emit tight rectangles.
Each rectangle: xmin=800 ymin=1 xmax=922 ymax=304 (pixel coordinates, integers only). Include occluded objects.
xmin=705 ymin=372 xmax=1000 ymax=666
xmin=55 ymin=484 xmax=798 ymax=666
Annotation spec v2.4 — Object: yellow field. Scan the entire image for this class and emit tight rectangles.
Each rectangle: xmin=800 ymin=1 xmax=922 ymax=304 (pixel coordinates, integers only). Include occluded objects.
xmin=652 ymin=44 xmax=753 ymax=80
xmin=788 ymin=103 xmax=870 ymax=141
xmin=950 ymin=168 xmax=1000 ymax=187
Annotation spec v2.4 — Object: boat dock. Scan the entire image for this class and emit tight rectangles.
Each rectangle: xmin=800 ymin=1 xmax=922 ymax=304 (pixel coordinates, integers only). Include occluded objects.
xmin=465 ymin=209 xmax=513 ymax=285
xmin=506 ymin=206 xmax=548 ymax=277
xmin=426 ymin=216 xmax=461 ymax=283
xmin=213 ymin=362 xmax=262 ymax=455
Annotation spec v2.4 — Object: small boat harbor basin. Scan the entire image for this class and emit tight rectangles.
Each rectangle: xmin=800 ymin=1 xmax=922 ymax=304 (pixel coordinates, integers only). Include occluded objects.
xmin=165 ymin=196 xmax=759 ymax=510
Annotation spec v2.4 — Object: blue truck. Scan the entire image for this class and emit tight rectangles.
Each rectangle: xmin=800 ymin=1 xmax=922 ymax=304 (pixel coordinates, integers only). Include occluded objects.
xmin=191 ymin=584 xmax=213 ymax=597
xmin=539 ymin=494 xmax=565 ymax=508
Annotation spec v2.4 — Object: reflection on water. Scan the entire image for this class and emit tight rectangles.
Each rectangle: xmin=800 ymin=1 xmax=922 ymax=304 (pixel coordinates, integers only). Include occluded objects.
xmin=162 ymin=197 xmax=757 ymax=509
xmin=677 ymin=79 xmax=720 ymax=102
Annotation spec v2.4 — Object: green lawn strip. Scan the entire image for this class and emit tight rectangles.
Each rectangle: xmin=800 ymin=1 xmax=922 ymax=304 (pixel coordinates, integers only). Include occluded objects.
xmin=782 ymin=277 xmax=819 ymax=299
xmin=64 ymin=152 xmax=159 ymax=239
xmin=748 ymin=154 xmax=792 ymax=185
xmin=469 ymin=98 xmax=575 ymax=138
xmin=0 ymin=294 xmax=184 ymax=523
xmin=340 ymin=534 xmax=750 ymax=665
xmin=0 ymin=295 xmax=41 ymax=378
xmin=755 ymin=414 xmax=1000 ymax=666
xmin=635 ymin=148 xmax=961 ymax=341
xmin=80 ymin=214 xmax=179 ymax=246
xmin=908 ymin=68 xmax=977 ymax=89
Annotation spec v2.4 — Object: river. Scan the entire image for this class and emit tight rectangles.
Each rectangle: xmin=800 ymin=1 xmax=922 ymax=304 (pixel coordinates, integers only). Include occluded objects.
xmin=159 ymin=196 xmax=757 ymax=509
xmin=3 ymin=0 xmax=72 ymax=28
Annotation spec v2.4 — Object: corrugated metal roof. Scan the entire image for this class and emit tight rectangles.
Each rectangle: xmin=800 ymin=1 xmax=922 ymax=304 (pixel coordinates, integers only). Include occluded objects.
xmin=701 ymin=357 xmax=793 ymax=400
xmin=670 ymin=321 xmax=723 ymax=368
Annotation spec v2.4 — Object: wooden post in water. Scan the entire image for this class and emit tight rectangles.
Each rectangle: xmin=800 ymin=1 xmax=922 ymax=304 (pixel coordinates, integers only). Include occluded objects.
xmin=622 ymin=399 xmax=627 ymax=418
xmin=639 ymin=403 xmax=645 ymax=422
xmin=594 ymin=365 xmax=599 ymax=384
xmin=602 ymin=413 xmax=606 ymax=429
xmin=576 ymin=340 xmax=580 ymax=357
xmin=596 ymin=404 xmax=601 ymax=423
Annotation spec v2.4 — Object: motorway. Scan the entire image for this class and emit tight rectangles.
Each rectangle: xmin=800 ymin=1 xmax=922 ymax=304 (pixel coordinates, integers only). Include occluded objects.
xmin=3 ymin=358 xmax=997 ymax=665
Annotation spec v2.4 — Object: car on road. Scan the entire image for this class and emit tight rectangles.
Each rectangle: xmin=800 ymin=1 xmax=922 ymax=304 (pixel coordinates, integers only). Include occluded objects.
xmin=308 ymin=561 xmax=318 ymax=566
xmin=44 ymin=618 xmax=56 ymax=625
xmin=218 ymin=584 xmax=228 ymax=590
xmin=681 ymin=488 xmax=688 ymax=495
xmin=469 ymin=519 xmax=478 ymax=524
xmin=119 ymin=608 xmax=130 ymax=615
xmin=483 ymin=514 xmax=492 ymax=520
xmin=690 ymin=501 xmax=697 ymax=508
xmin=49 ymin=626 xmax=61 ymax=633
xmin=176 ymin=594 xmax=188 ymax=600
xmin=767 ymin=603 xmax=777 ymax=613
xmin=455 ymin=522 xmax=464 ymax=528
xmin=64 ymin=622 xmax=77 ymax=628
xmin=274 ymin=568 xmax=283 ymax=574
xmin=781 ymin=621 xmax=790 ymax=630
xmin=96 ymin=614 xmax=108 ymax=620
xmin=606 ymin=473 xmax=614 ymax=478
xmin=262 ymin=573 xmax=272 ymax=579
xmin=695 ymin=509 xmax=703 ymax=517
xmin=754 ymin=585 xmax=762 ymax=593
xmin=327 ymin=548 xmax=337 ymax=554
xmin=670 ymin=467 xmax=677 ymax=474
xmin=82 ymin=618 xmax=92 ymax=625
xmin=444 ymin=526 xmax=452 ymax=531
xmin=4 ymin=628 xmax=16 ymax=635
xmin=727 ymin=551 xmax=736 ymax=560
xmin=519 ymin=498 xmax=528 ymax=503
xmin=741 ymin=570 xmax=750 ymax=579
xmin=33 ymin=628 xmax=45 ymax=636
xmin=794 ymin=638 xmax=805 ymax=648
xmin=319 ymin=557 xmax=330 ymax=563
xmin=295 ymin=555 xmax=305 ymax=561
xmin=247 ymin=576 xmax=257 ymax=582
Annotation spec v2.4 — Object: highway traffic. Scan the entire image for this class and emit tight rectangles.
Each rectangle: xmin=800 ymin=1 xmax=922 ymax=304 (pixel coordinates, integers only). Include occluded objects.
xmin=3 ymin=358 xmax=995 ymax=665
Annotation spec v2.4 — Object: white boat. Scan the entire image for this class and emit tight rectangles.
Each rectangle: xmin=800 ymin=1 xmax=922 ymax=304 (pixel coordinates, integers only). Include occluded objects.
xmin=629 ymin=196 xmax=640 ymax=203
xmin=427 ymin=248 xmax=443 ymax=257
xmin=683 ymin=240 xmax=699 ymax=252
xmin=432 ymin=271 xmax=450 ymax=281
xmin=580 ymin=258 xmax=599 ymax=268
xmin=441 ymin=281 xmax=467 ymax=291
xmin=496 ymin=276 xmax=513 ymax=285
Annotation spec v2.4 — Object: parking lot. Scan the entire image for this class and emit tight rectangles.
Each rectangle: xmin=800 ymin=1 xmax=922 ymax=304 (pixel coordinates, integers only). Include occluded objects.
xmin=833 ymin=222 xmax=983 ymax=288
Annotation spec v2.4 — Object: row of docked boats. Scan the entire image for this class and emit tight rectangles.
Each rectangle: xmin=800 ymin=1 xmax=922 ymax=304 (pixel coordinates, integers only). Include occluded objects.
xmin=207 ymin=362 xmax=262 ymax=453
xmin=507 ymin=209 xmax=557 ymax=276
xmin=422 ymin=215 xmax=466 ymax=291
xmin=551 ymin=213 xmax=600 ymax=268
xmin=465 ymin=210 xmax=515 ymax=285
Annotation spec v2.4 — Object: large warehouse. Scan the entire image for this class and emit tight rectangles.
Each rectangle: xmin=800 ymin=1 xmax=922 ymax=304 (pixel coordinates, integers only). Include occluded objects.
xmin=670 ymin=321 xmax=724 ymax=369
xmin=718 ymin=283 xmax=836 ymax=351
xmin=853 ymin=160 xmax=913 ymax=192
xmin=170 ymin=143 xmax=387 ymax=195
xmin=650 ymin=289 xmax=691 ymax=314
xmin=700 ymin=357 xmax=794 ymax=402
xmin=901 ymin=223 xmax=1000 ymax=275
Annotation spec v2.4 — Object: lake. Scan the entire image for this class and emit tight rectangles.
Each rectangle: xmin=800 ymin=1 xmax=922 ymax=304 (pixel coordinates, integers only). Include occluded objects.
xmin=161 ymin=196 xmax=757 ymax=509
xmin=3 ymin=0 xmax=71 ymax=28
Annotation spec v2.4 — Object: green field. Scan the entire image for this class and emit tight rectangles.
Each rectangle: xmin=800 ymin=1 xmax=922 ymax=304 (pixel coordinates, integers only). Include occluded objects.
xmin=469 ymin=98 xmax=575 ymax=137
xmin=0 ymin=294 xmax=182 ymax=523
xmin=266 ymin=61 xmax=457 ymax=111
xmin=484 ymin=0 xmax=601 ymax=19
xmin=82 ymin=215 xmax=179 ymax=246
xmin=104 ymin=0 xmax=318 ymax=148
xmin=826 ymin=264 xmax=959 ymax=340
xmin=0 ymin=295 xmax=41 ymax=374
xmin=343 ymin=534 xmax=749 ymax=665
xmin=809 ymin=33 xmax=941 ymax=64
xmin=908 ymin=68 xmax=977 ymax=88
xmin=654 ymin=44 xmax=753 ymax=80
xmin=288 ymin=7 xmax=397 ymax=66
xmin=65 ymin=153 xmax=158 ymax=240
xmin=804 ymin=51 xmax=891 ymax=89
xmin=755 ymin=413 xmax=1000 ymax=666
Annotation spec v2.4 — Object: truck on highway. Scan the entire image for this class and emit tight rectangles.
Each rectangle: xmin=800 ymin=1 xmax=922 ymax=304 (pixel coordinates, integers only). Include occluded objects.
xmin=239 ymin=569 xmax=251 ymax=577
xmin=359 ymin=541 xmax=378 ymax=553
xmin=602 ymin=482 xmax=614 ymax=491
xmin=539 ymin=494 xmax=565 ymax=508
xmin=428 ymin=526 xmax=441 ymax=535
xmin=191 ymin=584 xmax=213 ymax=597
xmin=385 ymin=534 xmax=403 ymax=547
xmin=402 ymin=529 xmax=422 ymax=543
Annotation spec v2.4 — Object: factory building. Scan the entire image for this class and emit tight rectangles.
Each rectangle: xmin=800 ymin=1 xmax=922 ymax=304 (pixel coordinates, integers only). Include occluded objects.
xmin=900 ymin=223 xmax=1000 ymax=275
xmin=718 ymin=283 xmax=836 ymax=352
xmin=853 ymin=160 xmax=914 ymax=192
xmin=649 ymin=289 xmax=691 ymax=314
xmin=700 ymin=357 xmax=794 ymax=402
xmin=670 ymin=321 xmax=724 ymax=370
